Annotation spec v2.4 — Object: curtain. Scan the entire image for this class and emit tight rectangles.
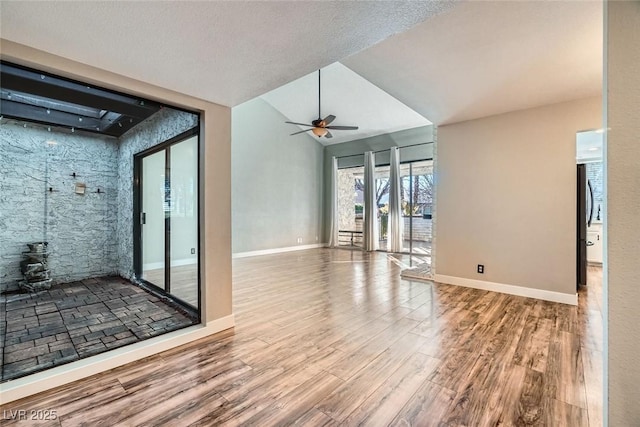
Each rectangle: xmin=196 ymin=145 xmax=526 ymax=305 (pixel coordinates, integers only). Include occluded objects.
xmin=387 ymin=147 xmax=404 ymax=252
xmin=327 ymin=156 xmax=339 ymax=247
xmin=363 ymin=151 xmax=379 ymax=251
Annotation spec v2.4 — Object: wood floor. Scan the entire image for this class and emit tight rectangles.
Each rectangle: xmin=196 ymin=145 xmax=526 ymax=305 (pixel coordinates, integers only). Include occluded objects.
xmin=0 ymin=249 xmax=603 ymax=426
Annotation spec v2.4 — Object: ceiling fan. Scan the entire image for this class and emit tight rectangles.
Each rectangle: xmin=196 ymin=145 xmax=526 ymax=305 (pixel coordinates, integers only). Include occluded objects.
xmin=286 ymin=69 xmax=359 ymax=139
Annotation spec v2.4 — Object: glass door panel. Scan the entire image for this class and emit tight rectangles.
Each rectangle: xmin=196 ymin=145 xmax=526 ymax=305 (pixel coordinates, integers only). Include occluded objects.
xmin=136 ymin=128 xmax=200 ymax=311
xmin=400 ymin=164 xmax=412 ymax=253
xmin=409 ymin=161 xmax=434 ymax=258
xmin=337 ymin=166 xmax=364 ymax=248
xmin=169 ymin=136 xmax=198 ymax=306
xmin=141 ymin=150 xmax=167 ymax=290
xmin=375 ymin=165 xmax=391 ymax=249
xmin=400 ymin=160 xmax=434 ymax=259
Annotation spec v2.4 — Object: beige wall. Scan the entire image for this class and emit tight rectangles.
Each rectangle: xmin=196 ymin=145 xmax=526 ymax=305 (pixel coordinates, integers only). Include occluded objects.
xmin=436 ymin=97 xmax=601 ymax=298
xmin=606 ymin=1 xmax=640 ymax=424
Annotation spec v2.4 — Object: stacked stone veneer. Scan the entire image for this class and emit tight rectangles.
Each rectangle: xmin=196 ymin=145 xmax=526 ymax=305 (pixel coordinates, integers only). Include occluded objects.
xmin=0 ymin=108 xmax=197 ymax=293
xmin=337 ymin=167 xmax=362 ymax=232
xmin=0 ymin=123 xmax=118 ymax=292
xmin=586 ymin=161 xmax=604 ymax=220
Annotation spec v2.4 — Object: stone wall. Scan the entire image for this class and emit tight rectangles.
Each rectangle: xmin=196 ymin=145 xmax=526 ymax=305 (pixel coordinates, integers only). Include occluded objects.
xmin=0 ymin=121 xmax=119 ymax=292
xmin=116 ymin=108 xmax=198 ymax=279
xmin=337 ymin=168 xmax=360 ymax=231
xmin=586 ymin=161 xmax=604 ymax=221
xmin=0 ymin=108 xmax=198 ymax=293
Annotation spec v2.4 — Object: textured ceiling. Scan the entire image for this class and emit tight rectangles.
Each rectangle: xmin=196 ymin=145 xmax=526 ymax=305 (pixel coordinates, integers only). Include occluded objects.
xmin=0 ymin=1 xmax=455 ymax=108
xmin=260 ymin=63 xmax=431 ymax=145
xmin=343 ymin=1 xmax=603 ymax=125
xmin=0 ymin=1 xmax=602 ymax=131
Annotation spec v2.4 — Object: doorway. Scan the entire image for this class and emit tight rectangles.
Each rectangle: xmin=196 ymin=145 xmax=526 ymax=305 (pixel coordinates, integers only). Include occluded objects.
xmin=134 ymin=128 xmax=200 ymax=313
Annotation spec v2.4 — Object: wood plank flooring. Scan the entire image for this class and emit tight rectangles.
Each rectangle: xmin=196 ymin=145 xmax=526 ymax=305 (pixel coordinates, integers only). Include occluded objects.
xmin=0 ymin=249 xmax=603 ymax=426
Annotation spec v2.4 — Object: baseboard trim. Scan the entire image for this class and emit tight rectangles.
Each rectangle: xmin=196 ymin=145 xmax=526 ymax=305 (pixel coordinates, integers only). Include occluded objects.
xmin=143 ymin=258 xmax=197 ymax=270
xmin=0 ymin=314 xmax=235 ymax=404
xmin=433 ymin=274 xmax=577 ymax=306
xmin=232 ymin=243 xmax=326 ymax=259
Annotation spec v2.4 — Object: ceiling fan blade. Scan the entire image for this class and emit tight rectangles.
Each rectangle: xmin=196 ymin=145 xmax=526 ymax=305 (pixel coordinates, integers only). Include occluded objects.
xmin=290 ymin=128 xmax=313 ymax=136
xmin=323 ymin=115 xmax=336 ymax=126
xmin=324 ymin=131 xmax=333 ymax=139
xmin=326 ymin=125 xmax=359 ymax=130
xmin=286 ymin=121 xmax=314 ymax=127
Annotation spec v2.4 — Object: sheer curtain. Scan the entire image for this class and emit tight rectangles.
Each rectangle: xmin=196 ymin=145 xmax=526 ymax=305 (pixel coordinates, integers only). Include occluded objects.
xmin=387 ymin=147 xmax=404 ymax=252
xmin=327 ymin=156 xmax=339 ymax=247
xmin=363 ymin=151 xmax=379 ymax=251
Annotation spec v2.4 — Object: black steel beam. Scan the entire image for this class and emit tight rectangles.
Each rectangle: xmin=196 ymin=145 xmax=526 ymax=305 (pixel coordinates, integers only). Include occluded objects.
xmin=0 ymin=99 xmax=103 ymax=130
xmin=1 ymin=63 xmax=160 ymax=118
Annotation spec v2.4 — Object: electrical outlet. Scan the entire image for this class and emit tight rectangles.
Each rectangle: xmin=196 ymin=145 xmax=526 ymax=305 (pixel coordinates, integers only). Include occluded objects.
xmin=477 ymin=264 xmax=484 ymax=274
xmin=191 ymin=248 xmax=196 ymax=255
xmin=297 ymin=237 xmax=302 ymax=244
xmin=315 ymin=235 xmax=318 ymax=241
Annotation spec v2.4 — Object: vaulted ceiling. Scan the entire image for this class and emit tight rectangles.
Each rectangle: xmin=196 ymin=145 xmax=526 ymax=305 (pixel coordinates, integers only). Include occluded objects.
xmin=343 ymin=0 xmax=603 ymax=125
xmin=0 ymin=1 xmax=602 ymax=130
xmin=260 ymin=63 xmax=431 ymax=145
xmin=0 ymin=1 xmax=454 ymax=108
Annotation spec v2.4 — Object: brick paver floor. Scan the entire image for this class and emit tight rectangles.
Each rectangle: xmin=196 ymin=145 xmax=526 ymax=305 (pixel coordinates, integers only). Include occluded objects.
xmin=0 ymin=276 xmax=198 ymax=382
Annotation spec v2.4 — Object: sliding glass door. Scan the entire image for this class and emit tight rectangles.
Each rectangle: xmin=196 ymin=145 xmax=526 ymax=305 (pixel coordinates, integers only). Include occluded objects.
xmin=135 ymin=128 xmax=200 ymax=311
xmin=168 ymin=136 xmax=198 ymax=306
xmin=401 ymin=160 xmax=433 ymax=257
xmin=336 ymin=166 xmax=364 ymax=248
xmin=141 ymin=150 xmax=167 ymax=289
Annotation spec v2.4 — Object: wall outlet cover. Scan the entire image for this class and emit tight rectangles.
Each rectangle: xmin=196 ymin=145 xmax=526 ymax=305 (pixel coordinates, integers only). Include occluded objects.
xmin=477 ymin=264 xmax=484 ymax=274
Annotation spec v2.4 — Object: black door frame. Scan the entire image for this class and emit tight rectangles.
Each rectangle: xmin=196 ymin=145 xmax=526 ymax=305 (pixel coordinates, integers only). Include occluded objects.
xmin=133 ymin=126 xmax=201 ymax=314
xmin=577 ymin=164 xmax=588 ymax=289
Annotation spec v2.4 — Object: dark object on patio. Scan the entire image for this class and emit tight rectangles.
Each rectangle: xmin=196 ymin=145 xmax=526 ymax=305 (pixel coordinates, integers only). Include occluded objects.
xmin=19 ymin=242 xmax=53 ymax=292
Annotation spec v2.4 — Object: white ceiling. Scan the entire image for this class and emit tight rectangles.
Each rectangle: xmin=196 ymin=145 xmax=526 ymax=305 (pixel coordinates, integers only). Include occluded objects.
xmin=260 ymin=62 xmax=431 ymax=145
xmin=0 ymin=1 xmax=455 ymax=108
xmin=343 ymin=0 xmax=603 ymax=125
xmin=0 ymin=1 xmax=602 ymax=133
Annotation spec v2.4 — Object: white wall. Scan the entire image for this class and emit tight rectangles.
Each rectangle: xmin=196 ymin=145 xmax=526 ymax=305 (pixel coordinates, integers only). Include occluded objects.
xmin=606 ymin=1 xmax=640 ymax=424
xmin=435 ymin=97 xmax=601 ymax=302
xmin=231 ymin=98 xmax=324 ymax=253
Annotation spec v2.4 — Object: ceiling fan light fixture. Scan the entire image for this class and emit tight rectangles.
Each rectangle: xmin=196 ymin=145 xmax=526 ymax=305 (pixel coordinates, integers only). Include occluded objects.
xmin=312 ymin=127 xmax=328 ymax=137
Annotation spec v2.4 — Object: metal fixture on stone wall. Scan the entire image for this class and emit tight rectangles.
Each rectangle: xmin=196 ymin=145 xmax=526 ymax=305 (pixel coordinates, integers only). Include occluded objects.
xmin=19 ymin=242 xmax=53 ymax=292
